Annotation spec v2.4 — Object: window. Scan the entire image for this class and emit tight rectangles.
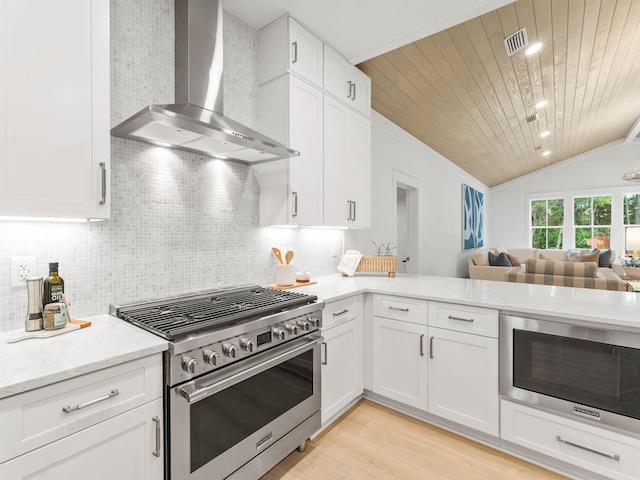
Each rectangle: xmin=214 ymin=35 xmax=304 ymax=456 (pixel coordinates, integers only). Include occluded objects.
xmin=573 ymin=195 xmax=611 ymax=248
xmin=530 ymin=199 xmax=564 ymax=249
xmin=624 ymin=194 xmax=640 ymax=226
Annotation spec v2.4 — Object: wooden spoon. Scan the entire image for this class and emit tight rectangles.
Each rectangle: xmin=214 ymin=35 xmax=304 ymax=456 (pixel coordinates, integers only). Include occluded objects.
xmin=285 ymin=250 xmax=294 ymax=265
xmin=272 ymin=247 xmax=284 ymax=264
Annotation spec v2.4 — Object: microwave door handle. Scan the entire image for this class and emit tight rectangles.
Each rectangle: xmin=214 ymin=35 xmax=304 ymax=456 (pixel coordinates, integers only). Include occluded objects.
xmin=178 ymin=336 xmax=320 ymax=403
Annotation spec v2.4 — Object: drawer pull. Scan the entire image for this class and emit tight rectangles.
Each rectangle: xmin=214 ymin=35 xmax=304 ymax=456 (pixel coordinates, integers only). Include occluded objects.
xmin=555 ymin=435 xmax=620 ymax=461
xmin=388 ymin=306 xmax=409 ymax=312
xmin=62 ymin=388 xmax=119 ymax=413
xmin=332 ymin=309 xmax=350 ymax=317
xmin=448 ymin=315 xmax=474 ymax=323
xmin=153 ymin=416 xmax=161 ymax=457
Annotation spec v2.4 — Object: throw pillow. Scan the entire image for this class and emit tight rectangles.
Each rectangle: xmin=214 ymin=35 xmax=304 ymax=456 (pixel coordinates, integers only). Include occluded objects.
xmin=488 ymin=251 xmax=512 ymax=267
xmin=472 ymin=252 xmax=489 ymax=266
xmin=505 ymin=253 xmax=520 ymax=266
xmin=580 ymin=251 xmax=600 ymax=264
xmin=598 ymin=249 xmax=612 ymax=268
xmin=539 ymin=252 xmax=549 ymax=260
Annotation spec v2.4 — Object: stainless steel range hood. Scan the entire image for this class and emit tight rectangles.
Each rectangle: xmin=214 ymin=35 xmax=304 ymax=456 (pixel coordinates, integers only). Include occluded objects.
xmin=111 ymin=0 xmax=299 ymax=164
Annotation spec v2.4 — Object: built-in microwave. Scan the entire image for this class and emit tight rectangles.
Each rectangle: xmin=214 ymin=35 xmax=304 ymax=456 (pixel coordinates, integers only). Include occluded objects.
xmin=500 ymin=314 xmax=640 ymax=435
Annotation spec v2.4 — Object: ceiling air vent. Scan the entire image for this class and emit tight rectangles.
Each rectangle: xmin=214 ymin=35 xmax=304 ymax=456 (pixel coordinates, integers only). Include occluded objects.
xmin=525 ymin=113 xmax=538 ymax=124
xmin=534 ymin=145 xmax=543 ymax=151
xmin=504 ymin=28 xmax=529 ymax=56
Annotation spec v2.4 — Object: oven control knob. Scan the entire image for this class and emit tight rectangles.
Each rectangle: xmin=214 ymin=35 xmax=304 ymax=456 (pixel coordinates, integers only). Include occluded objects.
xmin=308 ymin=316 xmax=321 ymax=327
xmin=223 ymin=343 xmax=238 ymax=358
xmin=272 ymin=327 xmax=286 ymax=340
xmin=297 ymin=319 xmax=311 ymax=331
xmin=203 ymin=349 xmax=219 ymax=365
xmin=240 ymin=338 xmax=255 ymax=352
xmin=182 ymin=355 xmax=198 ymax=373
xmin=284 ymin=323 xmax=299 ymax=335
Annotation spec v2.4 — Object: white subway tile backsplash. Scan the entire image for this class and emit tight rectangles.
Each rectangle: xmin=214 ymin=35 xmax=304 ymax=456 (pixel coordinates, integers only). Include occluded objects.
xmin=0 ymin=0 xmax=342 ymax=332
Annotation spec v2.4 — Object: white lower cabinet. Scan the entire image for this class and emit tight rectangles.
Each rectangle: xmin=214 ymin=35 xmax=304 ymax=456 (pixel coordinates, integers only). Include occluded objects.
xmin=502 ymin=400 xmax=640 ymax=480
xmin=0 ymin=354 xmax=164 ymax=479
xmin=0 ymin=398 xmax=163 ymax=479
xmin=321 ymin=297 xmax=363 ymax=424
xmin=372 ymin=315 xmax=428 ymax=410
xmin=427 ymin=326 xmax=499 ymax=435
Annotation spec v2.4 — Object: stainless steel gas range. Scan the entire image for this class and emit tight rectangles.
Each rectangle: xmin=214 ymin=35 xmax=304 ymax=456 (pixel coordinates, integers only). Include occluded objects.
xmin=110 ymin=285 xmax=324 ymax=480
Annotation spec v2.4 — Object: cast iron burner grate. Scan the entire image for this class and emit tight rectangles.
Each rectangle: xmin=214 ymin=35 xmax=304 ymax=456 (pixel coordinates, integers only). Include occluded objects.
xmin=114 ymin=285 xmax=317 ymax=341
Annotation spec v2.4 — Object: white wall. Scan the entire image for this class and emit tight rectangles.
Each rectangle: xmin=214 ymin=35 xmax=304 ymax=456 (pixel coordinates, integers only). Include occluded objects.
xmin=347 ymin=112 xmax=489 ymax=278
xmin=490 ymin=140 xmax=640 ymax=254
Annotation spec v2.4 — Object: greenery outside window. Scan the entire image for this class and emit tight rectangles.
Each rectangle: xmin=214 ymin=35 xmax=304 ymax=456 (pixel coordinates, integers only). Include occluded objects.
xmin=574 ymin=196 xmax=611 ymax=248
xmin=624 ymin=194 xmax=640 ymax=226
xmin=531 ymin=199 xmax=564 ymax=249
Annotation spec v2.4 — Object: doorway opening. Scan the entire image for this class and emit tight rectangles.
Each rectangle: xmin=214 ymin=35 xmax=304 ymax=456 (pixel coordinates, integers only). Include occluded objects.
xmin=395 ymin=173 xmax=420 ymax=275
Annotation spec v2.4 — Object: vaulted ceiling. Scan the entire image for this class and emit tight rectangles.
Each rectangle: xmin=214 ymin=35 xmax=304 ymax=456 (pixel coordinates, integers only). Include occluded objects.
xmin=358 ymin=0 xmax=640 ymax=186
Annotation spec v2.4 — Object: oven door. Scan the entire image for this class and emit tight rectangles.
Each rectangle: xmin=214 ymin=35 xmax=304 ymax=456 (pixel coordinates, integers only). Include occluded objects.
xmin=169 ymin=334 xmax=321 ymax=480
xmin=501 ymin=315 xmax=640 ymax=433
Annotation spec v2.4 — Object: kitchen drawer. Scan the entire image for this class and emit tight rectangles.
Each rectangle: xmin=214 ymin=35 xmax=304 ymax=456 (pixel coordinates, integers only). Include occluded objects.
xmin=372 ymin=295 xmax=428 ymax=325
xmin=322 ymin=295 xmax=361 ymax=330
xmin=0 ymin=353 xmax=162 ymax=463
xmin=428 ymin=302 xmax=498 ymax=338
xmin=501 ymin=400 xmax=640 ymax=480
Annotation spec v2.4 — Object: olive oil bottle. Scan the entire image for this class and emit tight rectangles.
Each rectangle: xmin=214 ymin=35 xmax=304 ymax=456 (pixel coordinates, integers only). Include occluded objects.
xmin=43 ymin=262 xmax=64 ymax=307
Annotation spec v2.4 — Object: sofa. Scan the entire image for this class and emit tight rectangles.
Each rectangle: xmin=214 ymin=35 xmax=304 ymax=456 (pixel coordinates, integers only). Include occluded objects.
xmin=467 ymin=248 xmax=627 ymax=291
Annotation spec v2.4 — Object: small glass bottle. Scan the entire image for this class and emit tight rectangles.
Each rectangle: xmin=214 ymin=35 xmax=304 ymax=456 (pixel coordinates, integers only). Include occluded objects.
xmin=43 ymin=262 xmax=64 ymax=307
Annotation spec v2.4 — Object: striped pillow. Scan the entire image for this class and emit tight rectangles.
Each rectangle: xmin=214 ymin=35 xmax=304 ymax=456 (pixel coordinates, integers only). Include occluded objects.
xmin=525 ymin=259 xmax=598 ymax=278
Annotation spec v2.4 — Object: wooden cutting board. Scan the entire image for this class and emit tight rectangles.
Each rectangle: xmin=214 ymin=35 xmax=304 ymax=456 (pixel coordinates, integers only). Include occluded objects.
xmin=267 ymin=280 xmax=317 ymax=290
xmin=6 ymin=318 xmax=92 ymax=343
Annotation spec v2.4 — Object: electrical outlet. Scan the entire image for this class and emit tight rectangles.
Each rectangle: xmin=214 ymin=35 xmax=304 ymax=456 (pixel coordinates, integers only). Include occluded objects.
xmin=10 ymin=256 xmax=36 ymax=287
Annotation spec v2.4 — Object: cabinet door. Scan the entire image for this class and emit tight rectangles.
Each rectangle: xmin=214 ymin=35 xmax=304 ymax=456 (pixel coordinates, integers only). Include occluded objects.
xmin=288 ymin=17 xmax=323 ymax=86
xmin=0 ymin=399 xmax=163 ymax=480
xmin=321 ymin=317 xmax=363 ymax=424
xmin=372 ymin=316 xmax=428 ymax=410
xmin=428 ymin=327 xmax=499 ymax=436
xmin=289 ymin=76 xmax=324 ymax=226
xmin=324 ymin=44 xmax=371 ymax=116
xmin=0 ymin=0 xmax=110 ymax=219
xmin=323 ymin=97 xmax=371 ymax=228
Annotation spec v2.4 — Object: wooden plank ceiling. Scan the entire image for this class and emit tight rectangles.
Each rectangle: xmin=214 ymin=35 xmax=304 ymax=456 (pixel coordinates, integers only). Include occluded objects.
xmin=357 ymin=0 xmax=640 ymax=187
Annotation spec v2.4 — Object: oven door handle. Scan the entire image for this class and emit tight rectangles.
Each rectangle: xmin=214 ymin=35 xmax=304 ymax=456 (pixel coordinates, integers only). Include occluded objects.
xmin=178 ymin=335 xmax=321 ymax=404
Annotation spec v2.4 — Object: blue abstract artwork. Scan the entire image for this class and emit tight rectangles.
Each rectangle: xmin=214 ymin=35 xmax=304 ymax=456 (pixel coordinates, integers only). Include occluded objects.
xmin=462 ymin=184 xmax=484 ymax=250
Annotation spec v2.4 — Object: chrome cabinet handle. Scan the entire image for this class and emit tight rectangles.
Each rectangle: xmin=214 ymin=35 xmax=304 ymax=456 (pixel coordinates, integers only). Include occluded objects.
xmin=347 ymin=200 xmax=352 ymax=221
xmin=292 ymin=41 xmax=298 ymax=63
xmin=292 ymin=192 xmax=298 ymax=217
xmin=429 ymin=336 xmax=434 ymax=359
xmin=347 ymin=80 xmax=353 ymax=99
xmin=556 ymin=435 xmax=620 ymax=461
xmin=332 ymin=309 xmax=350 ymax=317
xmin=388 ymin=306 xmax=409 ymax=312
xmin=63 ymin=388 xmax=119 ymax=413
xmin=448 ymin=315 xmax=474 ymax=323
xmin=353 ymin=201 xmax=356 ymax=221
xmin=420 ymin=334 xmax=424 ymax=356
xmin=152 ymin=416 xmax=161 ymax=457
xmin=99 ymin=162 xmax=107 ymax=205
xmin=322 ymin=342 xmax=328 ymax=365
xmin=352 ymin=82 xmax=357 ymax=100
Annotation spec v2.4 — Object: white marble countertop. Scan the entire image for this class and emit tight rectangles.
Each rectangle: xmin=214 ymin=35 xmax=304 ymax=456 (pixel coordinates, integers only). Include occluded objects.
xmin=0 ymin=314 xmax=168 ymax=399
xmin=294 ymin=274 xmax=640 ymax=331
xmin=2 ymin=274 xmax=638 ymax=400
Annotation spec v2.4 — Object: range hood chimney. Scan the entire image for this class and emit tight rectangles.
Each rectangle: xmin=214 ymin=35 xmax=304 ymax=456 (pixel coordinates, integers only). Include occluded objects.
xmin=111 ymin=0 xmax=299 ymax=163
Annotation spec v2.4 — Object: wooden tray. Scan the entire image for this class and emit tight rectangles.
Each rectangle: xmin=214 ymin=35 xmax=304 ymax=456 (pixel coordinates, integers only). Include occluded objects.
xmin=6 ymin=319 xmax=92 ymax=344
xmin=267 ymin=280 xmax=317 ymax=290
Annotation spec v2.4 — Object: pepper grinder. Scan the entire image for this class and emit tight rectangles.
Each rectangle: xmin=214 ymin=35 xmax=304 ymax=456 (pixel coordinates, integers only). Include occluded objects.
xmin=25 ymin=277 xmax=44 ymax=331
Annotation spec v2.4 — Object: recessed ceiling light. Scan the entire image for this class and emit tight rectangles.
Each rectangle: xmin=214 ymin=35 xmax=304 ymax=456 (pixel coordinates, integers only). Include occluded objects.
xmin=525 ymin=42 xmax=542 ymax=55
xmin=535 ymin=100 xmax=547 ymax=109
xmin=542 ymin=150 xmax=551 ymax=156
xmin=540 ymin=131 xmax=550 ymax=138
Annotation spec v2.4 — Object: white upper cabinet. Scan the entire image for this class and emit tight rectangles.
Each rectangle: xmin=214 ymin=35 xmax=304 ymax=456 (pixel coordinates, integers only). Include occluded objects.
xmin=324 ymin=44 xmax=371 ymax=116
xmin=259 ymin=16 xmax=323 ymax=88
xmin=259 ymin=75 xmax=324 ymax=226
xmin=323 ymin=96 xmax=371 ymax=228
xmin=0 ymin=0 xmax=110 ymax=220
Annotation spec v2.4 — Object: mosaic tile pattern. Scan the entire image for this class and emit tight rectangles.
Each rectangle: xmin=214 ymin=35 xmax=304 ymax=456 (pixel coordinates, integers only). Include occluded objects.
xmin=0 ymin=0 xmax=343 ymax=332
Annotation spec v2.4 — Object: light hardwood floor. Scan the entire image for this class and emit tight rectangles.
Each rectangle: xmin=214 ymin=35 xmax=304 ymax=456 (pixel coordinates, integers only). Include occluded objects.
xmin=262 ymin=400 xmax=568 ymax=480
